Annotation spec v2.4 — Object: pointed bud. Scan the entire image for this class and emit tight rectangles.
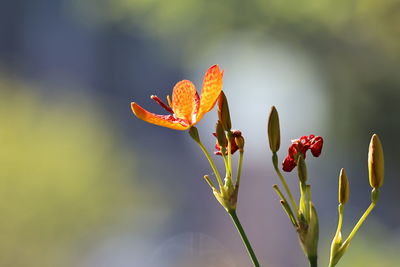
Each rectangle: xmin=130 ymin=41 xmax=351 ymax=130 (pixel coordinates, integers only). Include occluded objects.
xmin=297 ymin=155 xmax=307 ymax=183
xmin=215 ymin=121 xmax=227 ymax=155
xmin=338 ymin=168 xmax=349 ymax=205
xmin=217 ymin=91 xmax=232 ymax=131
xmin=188 ymin=127 xmax=200 ymax=143
xmin=368 ymin=134 xmax=384 ymax=189
xmin=267 ymin=106 xmax=281 ymax=152
xmin=235 ymin=135 xmax=245 ymax=152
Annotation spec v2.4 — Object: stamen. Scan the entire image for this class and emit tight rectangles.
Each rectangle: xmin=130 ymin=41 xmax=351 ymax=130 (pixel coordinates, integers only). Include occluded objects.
xmin=167 ymin=95 xmax=172 ymax=107
xmin=151 ymin=95 xmax=174 ymax=114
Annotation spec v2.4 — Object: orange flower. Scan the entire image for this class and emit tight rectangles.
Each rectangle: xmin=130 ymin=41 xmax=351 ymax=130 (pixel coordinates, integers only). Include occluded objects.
xmin=131 ymin=65 xmax=224 ymax=130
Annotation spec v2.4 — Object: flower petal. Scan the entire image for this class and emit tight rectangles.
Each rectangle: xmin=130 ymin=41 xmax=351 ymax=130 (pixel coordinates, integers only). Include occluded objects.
xmin=196 ymin=65 xmax=223 ymax=122
xmin=171 ymin=80 xmax=198 ymax=123
xmin=131 ymin=102 xmax=189 ymax=130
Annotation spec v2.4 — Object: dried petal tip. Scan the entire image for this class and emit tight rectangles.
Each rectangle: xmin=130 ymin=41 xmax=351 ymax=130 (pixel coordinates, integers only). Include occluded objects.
xmin=267 ymin=106 xmax=281 ymax=153
xmin=368 ymin=134 xmax=384 ymax=189
xmin=217 ymin=91 xmax=232 ymax=131
xmin=338 ymin=168 xmax=349 ymax=205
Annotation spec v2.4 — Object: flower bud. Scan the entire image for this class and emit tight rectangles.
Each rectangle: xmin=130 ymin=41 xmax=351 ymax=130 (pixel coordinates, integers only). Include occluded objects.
xmin=297 ymin=155 xmax=307 ymax=183
xmin=235 ymin=135 xmax=245 ymax=152
xmin=267 ymin=106 xmax=281 ymax=152
xmin=338 ymin=168 xmax=349 ymax=205
xmin=368 ymin=134 xmax=384 ymax=189
xmin=217 ymin=91 xmax=232 ymax=131
xmin=215 ymin=121 xmax=227 ymax=154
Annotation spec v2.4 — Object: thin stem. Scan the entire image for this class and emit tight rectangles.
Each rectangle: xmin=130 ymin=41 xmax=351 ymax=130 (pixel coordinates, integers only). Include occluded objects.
xmin=235 ymin=151 xmax=244 ymax=187
xmin=203 ymin=175 xmax=216 ymax=190
xmin=272 ymin=153 xmax=299 ymax=214
xmin=194 ymin=139 xmax=224 ymax=188
xmin=342 ymin=202 xmax=376 ymax=248
xmin=226 ymin=131 xmax=233 ymax=178
xmin=334 ymin=204 xmax=344 ymax=244
xmin=273 ymin=185 xmax=298 ymax=226
xmin=308 ymin=255 xmax=318 ymax=267
xmin=221 ymin=152 xmax=229 ymax=174
xmin=228 ymin=210 xmax=260 ymax=267
xmin=306 ymin=185 xmax=312 ymax=220
xmin=328 ymin=204 xmax=344 ymax=267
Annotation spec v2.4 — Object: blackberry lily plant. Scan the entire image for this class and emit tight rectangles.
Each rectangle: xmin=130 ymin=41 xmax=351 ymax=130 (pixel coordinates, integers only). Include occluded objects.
xmin=130 ymin=65 xmax=385 ymax=267
xmin=267 ymin=107 xmax=384 ymax=267
xmin=131 ymin=65 xmax=260 ymax=266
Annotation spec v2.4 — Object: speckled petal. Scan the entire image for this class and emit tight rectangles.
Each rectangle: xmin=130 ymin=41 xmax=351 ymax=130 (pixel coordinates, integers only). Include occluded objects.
xmin=171 ymin=80 xmax=198 ymax=123
xmin=196 ymin=65 xmax=223 ymax=122
xmin=131 ymin=102 xmax=189 ymax=130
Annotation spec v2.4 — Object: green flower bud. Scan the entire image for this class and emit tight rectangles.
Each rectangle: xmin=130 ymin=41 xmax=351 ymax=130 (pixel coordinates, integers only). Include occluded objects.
xmin=217 ymin=91 xmax=232 ymax=131
xmin=338 ymin=168 xmax=349 ymax=205
xmin=368 ymin=134 xmax=384 ymax=189
xmin=215 ymin=121 xmax=227 ymax=154
xmin=267 ymin=106 xmax=281 ymax=152
xmin=297 ymin=155 xmax=307 ymax=184
xmin=235 ymin=135 xmax=245 ymax=152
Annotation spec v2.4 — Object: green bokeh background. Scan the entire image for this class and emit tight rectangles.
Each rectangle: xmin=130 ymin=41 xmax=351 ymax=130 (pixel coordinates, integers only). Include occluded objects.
xmin=1 ymin=0 xmax=399 ymax=266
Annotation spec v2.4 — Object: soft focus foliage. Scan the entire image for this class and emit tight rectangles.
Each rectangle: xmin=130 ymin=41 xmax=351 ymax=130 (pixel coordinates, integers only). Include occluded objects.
xmin=73 ymin=0 xmax=400 ymax=56
xmin=0 ymin=77 xmax=164 ymax=267
xmin=1 ymin=0 xmax=399 ymax=265
xmin=71 ymin=0 xmax=400 ymax=144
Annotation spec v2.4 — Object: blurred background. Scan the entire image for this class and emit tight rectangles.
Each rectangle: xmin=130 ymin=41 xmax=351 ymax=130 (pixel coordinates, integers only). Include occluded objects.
xmin=1 ymin=0 xmax=399 ymax=266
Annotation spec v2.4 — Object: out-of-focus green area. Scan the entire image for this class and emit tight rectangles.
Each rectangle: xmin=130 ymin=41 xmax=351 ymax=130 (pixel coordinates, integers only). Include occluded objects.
xmin=0 ymin=77 xmax=167 ymax=267
xmin=74 ymin=0 xmax=400 ymax=56
xmin=320 ymin=221 xmax=400 ymax=267
xmin=1 ymin=0 xmax=399 ymax=266
xmin=71 ymin=0 xmax=400 ymax=146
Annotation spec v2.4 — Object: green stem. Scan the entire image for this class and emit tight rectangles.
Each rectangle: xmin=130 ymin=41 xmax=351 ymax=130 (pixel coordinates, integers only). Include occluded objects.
xmin=221 ymin=152 xmax=229 ymax=175
xmin=203 ymin=175 xmax=216 ymax=190
xmin=335 ymin=204 xmax=344 ymax=244
xmin=228 ymin=210 xmax=260 ymax=267
xmin=226 ymin=131 xmax=233 ymax=178
xmin=235 ymin=151 xmax=244 ymax=187
xmin=272 ymin=153 xmax=299 ymax=214
xmin=273 ymin=185 xmax=298 ymax=227
xmin=328 ymin=204 xmax=344 ymax=267
xmin=193 ymin=138 xmax=224 ymax=188
xmin=341 ymin=202 xmax=376 ymax=248
xmin=308 ymin=255 xmax=318 ymax=267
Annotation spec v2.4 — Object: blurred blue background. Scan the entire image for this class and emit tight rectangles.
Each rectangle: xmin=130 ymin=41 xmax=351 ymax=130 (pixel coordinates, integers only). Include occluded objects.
xmin=0 ymin=0 xmax=399 ymax=266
